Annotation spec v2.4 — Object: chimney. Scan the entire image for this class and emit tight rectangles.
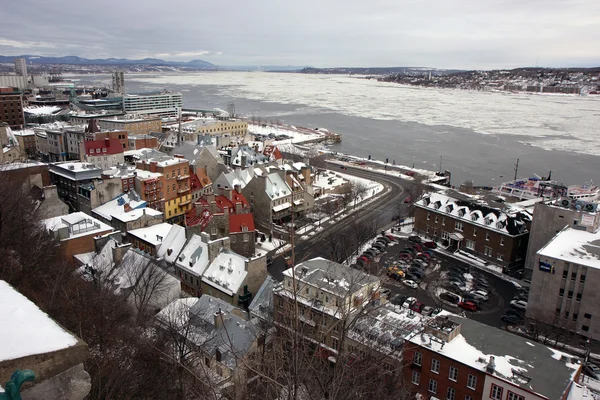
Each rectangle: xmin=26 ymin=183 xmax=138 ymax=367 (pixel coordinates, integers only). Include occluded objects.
xmin=112 ymin=243 xmax=131 ymax=265
xmin=214 ymin=309 xmax=224 ymax=329
xmin=235 ymin=201 xmax=242 ymax=214
xmin=150 ymin=161 xmax=157 ymax=172
xmin=486 ymin=356 xmax=496 ymax=374
xmin=234 ymin=184 xmax=241 ymax=193
xmin=241 ymin=154 xmax=247 ymax=168
xmin=210 ymin=200 xmax=217 ymax=214
xmin=224 ymin=206 xmax=229 ymax=217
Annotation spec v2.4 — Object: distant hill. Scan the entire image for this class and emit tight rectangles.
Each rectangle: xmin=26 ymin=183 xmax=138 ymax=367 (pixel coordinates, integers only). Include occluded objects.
xmin=300 ymin=67 xmax=464 ymax=75
xmin=0 ymin=55 xmax=216 ymax=69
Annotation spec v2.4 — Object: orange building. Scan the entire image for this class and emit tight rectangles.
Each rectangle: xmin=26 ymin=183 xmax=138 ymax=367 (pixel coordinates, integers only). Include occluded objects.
xmin=136 ymin=155 xmax=192 ymax=223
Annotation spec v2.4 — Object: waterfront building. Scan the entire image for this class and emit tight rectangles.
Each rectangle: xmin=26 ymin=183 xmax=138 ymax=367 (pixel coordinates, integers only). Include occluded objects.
xmin=122 ymin=91 xmax=182 ymax=118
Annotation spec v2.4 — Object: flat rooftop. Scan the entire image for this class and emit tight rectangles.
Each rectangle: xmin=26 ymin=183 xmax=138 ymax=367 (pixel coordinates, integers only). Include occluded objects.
xmin=538 ymin=226 xmax=600 ymax=269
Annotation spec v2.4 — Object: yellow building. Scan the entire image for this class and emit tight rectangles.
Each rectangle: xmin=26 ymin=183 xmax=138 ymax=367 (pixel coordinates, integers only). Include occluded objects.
xmin=164 ymin=193 xmax=192 ymax=222
xmin=180 ymin=119 xmax=248 ymax=141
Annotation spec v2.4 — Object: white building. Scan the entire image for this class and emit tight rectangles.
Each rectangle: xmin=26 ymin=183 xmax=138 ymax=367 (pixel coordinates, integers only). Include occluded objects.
xmin=122 ymin=91 xmax=183 ymax=118
xmin=14 ymin=58 xmax=27 ymax=79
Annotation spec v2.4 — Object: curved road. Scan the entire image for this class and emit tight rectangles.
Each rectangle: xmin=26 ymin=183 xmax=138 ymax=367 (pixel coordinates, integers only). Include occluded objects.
xmin=268 ymin=161 xmax=414 ymax=281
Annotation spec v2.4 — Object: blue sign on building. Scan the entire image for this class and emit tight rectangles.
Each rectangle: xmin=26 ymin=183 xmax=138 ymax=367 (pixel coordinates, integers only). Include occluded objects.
xmin=539 ymin=260 xmax=555 ymax=274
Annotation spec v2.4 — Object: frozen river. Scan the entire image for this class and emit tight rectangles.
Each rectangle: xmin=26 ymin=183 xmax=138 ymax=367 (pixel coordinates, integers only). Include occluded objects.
xmin=73 ymin=72 xmax=600 ymax=186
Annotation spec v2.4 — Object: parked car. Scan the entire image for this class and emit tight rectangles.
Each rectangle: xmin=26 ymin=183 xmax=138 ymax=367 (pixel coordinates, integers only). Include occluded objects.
xmin=421 ymin=306 xmax=434 ymax=316
xmin=461 ymin=294 xmax=482 ymax=307
xmin=409 ymin=268 xmax=425 ymax=279
xmin=584 ymin=364 xmax=600 ymax=380
xmin=404 ymin=196 xmax=413 ymax=203
xmin=381 ymin=288 xmax=391 ymax=298
xmin=448 ymin=271 xmax=465 ymax=281
xmin=423 ymin=241 xmax=438 ymax=249
xmin=505 ymin=308 xmax=522 ymax=318
xmin=417 ymin=252 xmax=432 ymax=260
xmin=449 ymin=281 xmax=468 ymax=293
xmin=413 ymin=259 xmax=429 ymax=269
xmin=439 ymin=292 xmax=460 ymax=304
xmin=267 ymin=257 xmax=273 ymax=266
xmin=379 ymin=236 xmax=392 ymax=243
xmin=367 ymin=247 xmax=381 ymax=255
xmin=510 ymin=300 xmax=528 ymax=310
xmin=385 ymin=234 xmax=397 ymax=242
xmin=408 ymin=235 xmax=422 ymax=243
xmin=458 ymin=301 xmax=477 ymax=312
xmin=501 ymin=314 xmax=522 ymax=324
xmin=450 ymin=265 xmax=469 ymax=274
xmin=472 ymin=290 xmax=489 ymax=301
xmin=391 ymin=294 xmax=408 ymax=305
xmin=362 ymin=252 xmax=375 ymax=260
xmin=403 ymin=279 xmax=418 ymax=289
xmin=357 ymin=256 xmax=369 ymax=263
xmin=372 ymin=243 xmax=387 ymax=251
xmin=412 ymin=244 xmax=423 ymax=252
xmin=402 ymin=297 xmax=417 ymax=309
xmin=411 ymin=301 xmax=425 ymax=313
xmin=398 ymin=253 xmax=412 ymax=261
xmin=404 ymin=273 xmax=420 ymax=283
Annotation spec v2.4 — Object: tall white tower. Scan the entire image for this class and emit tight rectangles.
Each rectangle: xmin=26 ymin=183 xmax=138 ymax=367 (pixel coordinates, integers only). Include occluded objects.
xmin=112 ymin=70 xmax=125 ymax=95
xmin=14 ymin=58 xmax=27 ymax=79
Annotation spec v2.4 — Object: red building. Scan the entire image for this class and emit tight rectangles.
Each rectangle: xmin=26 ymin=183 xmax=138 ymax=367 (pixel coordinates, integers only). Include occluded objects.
xmin=83 ymin=138 xmax=125 ymax=169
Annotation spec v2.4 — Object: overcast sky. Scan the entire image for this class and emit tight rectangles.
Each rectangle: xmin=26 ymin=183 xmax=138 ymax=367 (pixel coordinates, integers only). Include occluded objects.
xmin=1 ymin=0 xmax=599 ymax=69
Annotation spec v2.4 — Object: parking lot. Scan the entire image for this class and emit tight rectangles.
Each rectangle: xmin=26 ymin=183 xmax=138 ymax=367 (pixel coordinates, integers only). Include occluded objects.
xmin=355 ymin=233 xmax=521 ymax=329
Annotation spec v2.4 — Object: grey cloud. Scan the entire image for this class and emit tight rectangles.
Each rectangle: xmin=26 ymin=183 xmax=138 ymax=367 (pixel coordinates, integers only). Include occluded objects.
xmin=0 ymin=0 xmax=599 ymax=68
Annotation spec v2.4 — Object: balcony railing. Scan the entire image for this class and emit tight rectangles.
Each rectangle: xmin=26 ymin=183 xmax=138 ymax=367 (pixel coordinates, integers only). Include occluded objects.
xmin=177 ymin=174 xmax=190 ymax=181
xmin=177 ymin=187 xmax=190 ymax=194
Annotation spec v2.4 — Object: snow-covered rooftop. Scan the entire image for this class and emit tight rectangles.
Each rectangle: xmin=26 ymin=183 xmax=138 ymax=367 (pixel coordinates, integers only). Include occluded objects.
xmin=91 ymin=192 xmax=146 ymax=221
xmin=51 ymin=162 xmax=102 ymax=173
xmin=202 ymin=251 xmax=248 ymax=296
xmin=0 ymin=280 xmax=79 ymax=362
xmin=538 ymin=226 xmax=600 ymax=269
xmin=24 ymin=105 xmax=63 ymax=115
xmin=265 ymin=172 xmax=292 ymax=201
xmin=409 ymin=315 xmax=580 ymax=399
xmin=155 ymin=223 xmax=187 ymax=263
xmin=175 ymin=234 xmax=210 ymax=276
xmin=128 ymin=223 xmax=177 ymax=247
xmin=42 ymin=212 xmax=113 ymax=240
xmin=417 ymin=191 xmax=531 ymax=236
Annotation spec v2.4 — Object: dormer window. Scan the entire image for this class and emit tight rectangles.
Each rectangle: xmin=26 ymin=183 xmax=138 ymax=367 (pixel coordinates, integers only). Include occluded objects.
xmin=458 ymin=209 xmax=466 ymax=217
xmin=471 ymin=214 xmax=478 ymax=221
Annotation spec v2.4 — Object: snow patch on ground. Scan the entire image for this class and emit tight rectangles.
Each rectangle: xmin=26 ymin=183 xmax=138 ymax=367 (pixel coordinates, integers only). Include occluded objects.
xmin=0 ymin=280 xmax=78 ymax=362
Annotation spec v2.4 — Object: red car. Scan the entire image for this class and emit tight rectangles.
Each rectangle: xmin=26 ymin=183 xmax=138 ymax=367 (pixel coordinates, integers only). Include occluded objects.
xmin=385 ymin=234 xmax=397 ymax=241
xmin=412 ymin=244 xmax=423 ymax=252
xmin=398 ymin=253 xmax=412 ymax=260
xmin=404 ymin=196 xmax=412 ymax=203
xmin=405 ymin=171 xmax=415 ymax=177
xmin=417 ymin=252 xmax=432 ymax=260
xmin=357 ymin=256 xmax=369 ymax=263
xmin=411 ymin=301 xmax=425 ymax=313
xmin=458 ymin=301 xmax=477 ymax=312
xmin=423 ymin=241 xmax=438 ymax=249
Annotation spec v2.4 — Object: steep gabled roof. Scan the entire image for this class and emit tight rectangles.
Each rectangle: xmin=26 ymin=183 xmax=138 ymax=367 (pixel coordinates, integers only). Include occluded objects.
xmin=229 ymin=213 xmax=255 ymax=234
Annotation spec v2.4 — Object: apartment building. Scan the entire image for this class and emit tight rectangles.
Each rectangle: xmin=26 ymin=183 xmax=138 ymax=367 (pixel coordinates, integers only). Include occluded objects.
xmin=0 ymin=87 xmax=24 ymax=128
xmin=128 ymin=134 xmax=159 ymax=150
xmin=98 ymin=116 xmax=162 ymax=136
xmin=45 ymin=130 xmax=68 ymax=162
xmin=83 ymin=138 xmax=125 ymax=169
xmin=122 ymin=91 xmax=182 ymax=118
xmin=273 ymin=258 xmax=381 ymax=353
xmin=404 ymin=315 xmax=579 ymax=400
xmin=135 ymin=156 xmax=192 ymax=223
xmin=48 ymin=162 xmax=103 ymax=211
xmin=12 ymin=129 xmax=36 ymax=157
xmin=414 ymin=191 xmax=531 ymax=269
xmin=243 ymin=171 xmax=294 ymax=225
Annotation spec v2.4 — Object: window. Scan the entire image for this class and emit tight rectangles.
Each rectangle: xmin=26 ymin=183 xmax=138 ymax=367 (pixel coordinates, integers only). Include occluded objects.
xmin=447 ymin=387 xmax=456 ymax=400
xmin=559 ymin=288 xmax=564 ymax=296
xmin=332 ymin=337 xmax=339 ymax=350
xmin=573 ymin=313 xmax=579 ymax=321
xmin=577 ymin=293 xmax=582 ymax=302
xmin=584 ymin=313 xmax=592 ymax=319
xmin=485 ymin=232 xmax=490 ymax=241
xmin=465 ymin=396 xmax=473 ymax=400
xmin=455 ymin=222 xmax=463 ymax=231
xmin=581 ymin=275 xmax=587 ymax=283
xmin=572 ymin=272 xmax=577 ymax=281
xmin=473 ymin=228 xmax=477 ymax=237
xmin=435 ymin=215 xmax=439 ymax=223
xmin=491 ymin=384 xmax=503 ymax=400
xmin=484 ymin=247 xmax=493 ymax=257
xmin=441 ymin=231 xmax=449 ymax=240
xmin=287 ymin=280 xmax=291 ymax=287
xmin=325 ymin=295 xmax=329 ymax=303
xmin=411 ymin=371 xmax=420 ymax=385
xmin=466 ymin=240 xmax=475 ymax=250
xmin=583 ymin=325 xmax=590 ymax=331
xmin=497 ymin=254 xmax=504 ymax=261
xmin=507 ymin=392 xmax=525 ymax=400
xmin=500 ymin=237 xmax=505 ymax=246
xmin=413 ymin=352 xmax=422 ymax=366
xmin=431 ymin=359 xmax=440 ymax=373
xmin=565 ymin=311 xmax=570 ymax=318
xmin=563 ymin=270 xmax=569 ymax=279
xmin=427 ymin=213 xmax=431 ymax=221
xmin=448 ymin=366 xmax=458 ymax=381
xmin=568 ymin=290 xmax=573 ymax=299
xmin=428 ymin=379 xmax=438 ymax=394
xmin=305 ymin=287 xmax=310 ymax=294
xmin=442 ymin=217 xmax=446 ymax=226
xmin=467 ymin=374 xmax=477 ymax=390
xmin=243 ymin=234 xmax=249 ymax=242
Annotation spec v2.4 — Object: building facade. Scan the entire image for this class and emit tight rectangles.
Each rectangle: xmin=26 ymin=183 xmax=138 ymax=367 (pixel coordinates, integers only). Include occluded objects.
xmin=524 ymin=200 xmax=600 ymax=279
xmin=0 ymin=87 xmax=24 ymax=128
xmin=414 ymin=192 xmax=531 ymax=269
xmin=98 ymin=117 xmax=162 ymax=136
xmin=527 ymin=226 xmax=600 ymax=343
xmin=48 ymin=162 xmax=103 ymax=211
xmin=122 ymin=92 xmax=182 ymax=118
xmin=83 ymin=138 xmax=125 ymax=170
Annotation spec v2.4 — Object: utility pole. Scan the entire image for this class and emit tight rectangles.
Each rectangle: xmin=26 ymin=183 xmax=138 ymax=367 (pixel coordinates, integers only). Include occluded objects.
xmin=514 ymin=158 xmax=519 ymax=181
xmin=439 ymin=156 xmax=443 ymax=173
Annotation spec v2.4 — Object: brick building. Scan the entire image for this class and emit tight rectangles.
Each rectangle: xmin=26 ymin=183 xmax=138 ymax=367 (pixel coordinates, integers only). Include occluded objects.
xmin=98 ymin=116 xmax=162 ymax=136
xmin=42 ymin=212 xmax=114 ymax=263
xmin=414 ymin=191 xmax=531 ymax=269
xmin=128 ymin=134 xmax=159 ymax=150
xmin=135 ymin=156 xmax=192 ymax=223
xmin=0 ymin=87 xmax=24 ymax=128
xmin=12 ymin=129 xmax=37 ymax=157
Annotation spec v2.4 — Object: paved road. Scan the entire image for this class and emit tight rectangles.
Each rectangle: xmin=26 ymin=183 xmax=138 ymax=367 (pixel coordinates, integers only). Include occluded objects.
xmin=267 ymin=162 xmax=413 ymax=280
